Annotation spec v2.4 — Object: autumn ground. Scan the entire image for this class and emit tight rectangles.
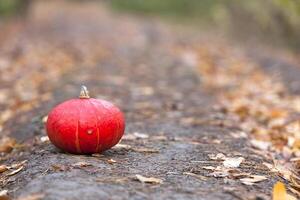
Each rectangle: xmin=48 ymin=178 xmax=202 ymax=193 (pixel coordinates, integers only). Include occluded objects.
xmin=0 ymin=1 xmax=299 ymax=200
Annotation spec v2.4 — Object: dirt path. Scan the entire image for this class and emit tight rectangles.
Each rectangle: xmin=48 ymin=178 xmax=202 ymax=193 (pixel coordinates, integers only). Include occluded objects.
xmin=1 ymin=1 xmax=299 ymax=200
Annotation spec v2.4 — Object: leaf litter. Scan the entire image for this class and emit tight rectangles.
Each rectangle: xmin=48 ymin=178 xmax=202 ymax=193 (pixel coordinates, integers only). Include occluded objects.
xmin=180 ymin=44 xmax=300 ymax=197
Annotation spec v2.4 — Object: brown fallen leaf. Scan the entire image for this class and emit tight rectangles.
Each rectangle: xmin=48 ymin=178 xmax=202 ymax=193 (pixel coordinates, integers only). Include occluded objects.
xmin=0 ymin=190 xmax=9 ymax=200
xmin=51 ymin=164 xmax=69 ymax=171
xmin=0 ymin=137 xmax=16 ymax=153
xmin=230 ymin=172 xmax=251 ymax=179
xmin=0 ymin=165 xmax=8 ymax=173
xmin=240 ymin=175 xmax=267 ymax=185
xmin=16 ymin=193 xmax=45 ymax=200
xmin=135 ymin=174 xmax=162 ymax=184
xmin=273 ymin=182 xmax=297 ymax=200
xmin=183 ymin=172 xmax=207 ymax=180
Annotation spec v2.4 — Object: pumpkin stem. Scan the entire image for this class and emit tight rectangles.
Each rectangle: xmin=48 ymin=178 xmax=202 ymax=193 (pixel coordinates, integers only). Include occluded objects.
xmin=79 ymin=85 xmax=90 ymax=99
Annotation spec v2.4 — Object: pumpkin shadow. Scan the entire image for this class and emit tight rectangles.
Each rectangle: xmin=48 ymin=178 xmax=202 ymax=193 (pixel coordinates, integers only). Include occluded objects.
xmin=48 ymin=145 xmax=130 ymax=158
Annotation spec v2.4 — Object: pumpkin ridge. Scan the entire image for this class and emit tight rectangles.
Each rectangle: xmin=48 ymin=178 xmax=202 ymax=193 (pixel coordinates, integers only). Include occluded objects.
xmin=88 ymin=99 xmax=101 ymax=152
xmin=75 ymin=102 xmax=82 ymax=153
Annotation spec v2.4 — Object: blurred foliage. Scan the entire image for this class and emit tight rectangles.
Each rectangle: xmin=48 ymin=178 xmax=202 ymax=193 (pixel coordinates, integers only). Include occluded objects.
xmin=110 ymin=0 xmax=300 ymax=50
xmin=110 ymin=0 xmax=222 ymax=20
xmin=1 ymin=0 xmax=300 ymax=50
xmin=0 ymin=0 xmax=29 ymax=16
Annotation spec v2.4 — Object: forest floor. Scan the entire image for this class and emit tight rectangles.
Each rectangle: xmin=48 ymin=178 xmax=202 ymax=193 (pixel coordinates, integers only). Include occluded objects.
xmin=0 ymin=1 xmax=299 ymax=200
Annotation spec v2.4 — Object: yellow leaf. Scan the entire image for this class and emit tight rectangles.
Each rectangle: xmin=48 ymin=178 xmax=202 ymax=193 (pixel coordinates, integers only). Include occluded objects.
xmin=273 ymin=182 xmax=287 ymax=200
xmin=273 ymin=182 xmax=297 ymax=200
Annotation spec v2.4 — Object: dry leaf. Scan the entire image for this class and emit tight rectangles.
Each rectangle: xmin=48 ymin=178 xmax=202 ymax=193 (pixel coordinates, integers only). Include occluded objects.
xmin=7 ymin=166 xmax=24 ymax=176
xmin=0 ymin=165 xmax=8 ymax=173
xmin=223 ymin=157 xmax=244 ymax=168
xmin=0 ymin=190 xmax=9 ymax=200
xmin=9 ymin=160 xmax=27 ymax=169
xmin=0 ymin=137 xmax=16 ymax=153
xmin=135 ymin=174 xmax=162 ymax=184
xmin=240 ymin=175 xmax=267 ymax=185
xmin=273 ymin=182 xmax=287 ymax=200
xmin=51 ymin=164 xmax=68 ymax=171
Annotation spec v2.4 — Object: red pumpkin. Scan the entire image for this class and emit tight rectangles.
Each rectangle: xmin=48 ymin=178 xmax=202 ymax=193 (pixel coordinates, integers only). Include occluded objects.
xmin=46 ymin=86 xmax=125 ymax=154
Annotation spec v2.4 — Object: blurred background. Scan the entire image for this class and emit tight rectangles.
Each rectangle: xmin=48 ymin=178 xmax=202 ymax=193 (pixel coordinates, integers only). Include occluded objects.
xmin=1 ymin=0 xmax=300 ymax=141
xmin=1 ymin=0 xmax=300 ymax=51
